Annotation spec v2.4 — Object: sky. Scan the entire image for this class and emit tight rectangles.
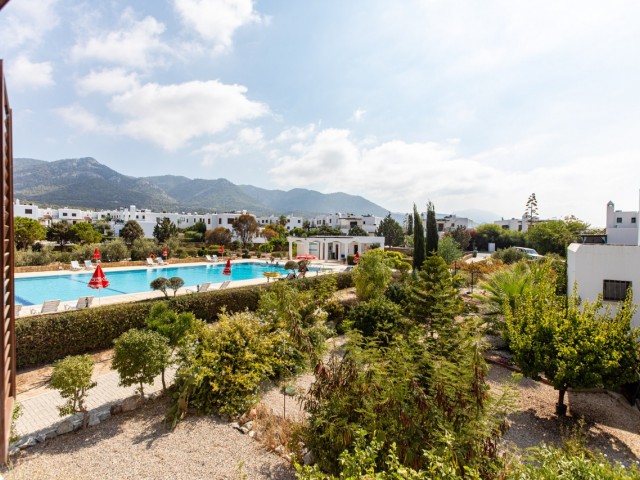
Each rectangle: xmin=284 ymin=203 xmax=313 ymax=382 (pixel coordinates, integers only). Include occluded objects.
xmin=2 ymin=0 xmax=640 ymax=227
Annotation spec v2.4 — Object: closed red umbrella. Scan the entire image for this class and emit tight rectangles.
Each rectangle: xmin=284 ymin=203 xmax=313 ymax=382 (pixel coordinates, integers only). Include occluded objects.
xmin=353 ymin=251 xmax=360 ymax=264
xmin=219 ymin=245 xmax=225 ymax=255
xmin=88 ymin=264 xmax=109 ymax=305
xmin=223 ymin=259 xmax=231 ymax=276
xmin=92 ymin=247 xmax=101 ymax=260
xmin=162 ymin=247 xmax=168 ymax=258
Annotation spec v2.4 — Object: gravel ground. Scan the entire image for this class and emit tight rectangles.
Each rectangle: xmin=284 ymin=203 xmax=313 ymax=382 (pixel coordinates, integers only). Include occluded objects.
xmin=488 ymin=364 xmax=640 ymax=468
xmin=2 ymin=397 xmax=296 ymax=480
xmin=6 ymin=336 xmax=640 ymax=478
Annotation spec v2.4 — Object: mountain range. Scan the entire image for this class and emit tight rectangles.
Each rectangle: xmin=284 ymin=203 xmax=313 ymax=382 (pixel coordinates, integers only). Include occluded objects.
xmin=13 ymin=157 xmax=391 ymax=217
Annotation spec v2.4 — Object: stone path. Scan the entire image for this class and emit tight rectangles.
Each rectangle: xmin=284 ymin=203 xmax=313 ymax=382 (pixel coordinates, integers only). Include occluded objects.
xmin=16 ymin=367 xmax=173 ymax=439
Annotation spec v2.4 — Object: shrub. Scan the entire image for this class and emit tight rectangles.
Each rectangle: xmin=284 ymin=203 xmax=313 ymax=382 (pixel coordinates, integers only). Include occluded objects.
xmin=150 ymin=277 xmax=169 ymax=298
xmin=130 ymin=238 xmax=158 ymax=261
xmin=352 ymin=250 xmax=392 ymax=300
xmin=49 ymin=354 xmax=97 ymax=428
xmin=172 ymin=312 xmax=281 ymax=419
xmin=492 ymin=247 xmax=527 ymax=264
xmin=167 ymin=277 xmax=185 ymax=296
xmin=112 ymin=329 xmax=170 ymax=399
xmin=14 ymin=249 xmax=55 ymax=267
xmin=101 ymin=239 xmax=129 ymax=262
xmin=16 ymin=302 xmax=152 ymax=368
xmin=343 ymin=297 xmax=402 ymax=338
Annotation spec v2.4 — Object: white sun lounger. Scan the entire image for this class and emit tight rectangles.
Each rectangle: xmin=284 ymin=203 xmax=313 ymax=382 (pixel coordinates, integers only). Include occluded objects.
xmin=156 ymin=257 xmax=166 ymax=266
xmin=65 ymin=296 xmax=94 ymax=311
xmin=70 ymin=260 xmax=82 ymax=271
xmin=84 ymin=260 xmax=95 ymax=269
xmin=186 ymin=282 xmax=212 ymax=294
xmin=146 ymin=258 xmax=155 ymax=267
xmin=31 ymin=300 xmax=61 ymax=314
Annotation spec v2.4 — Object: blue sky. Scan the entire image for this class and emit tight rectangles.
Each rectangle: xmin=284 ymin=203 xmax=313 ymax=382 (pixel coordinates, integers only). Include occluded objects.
xmin=2 ymin=0 xmax=640 ymax=226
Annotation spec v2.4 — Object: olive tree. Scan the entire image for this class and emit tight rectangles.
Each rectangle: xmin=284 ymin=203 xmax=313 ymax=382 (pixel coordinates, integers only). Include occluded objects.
xmin=232 ymin=214 xmax=259 ymax=247
xmin=112 ymin=329 xmax=171 ymax=399
xmin=14 ymin=216 xmax=46 ymax=250
xmin=49 ymin=355 xmax=97 ymax=428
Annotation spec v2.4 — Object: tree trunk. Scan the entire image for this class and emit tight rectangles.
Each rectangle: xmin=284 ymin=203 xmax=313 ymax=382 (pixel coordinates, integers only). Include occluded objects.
xmin=161 ymin=368 xmax=166 ymax=392
xmin=556 ymin=387 xmax=568 ymax=416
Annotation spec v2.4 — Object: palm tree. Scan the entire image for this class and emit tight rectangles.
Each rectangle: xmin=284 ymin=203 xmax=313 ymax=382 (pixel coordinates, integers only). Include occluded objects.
xmin=478 ymin=261 xmax=532 ymax=316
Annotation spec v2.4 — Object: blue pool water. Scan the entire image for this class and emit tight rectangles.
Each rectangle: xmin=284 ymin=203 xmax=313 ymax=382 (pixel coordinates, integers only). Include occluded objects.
xmin=15 ymin=262 xmax=289 ymax=306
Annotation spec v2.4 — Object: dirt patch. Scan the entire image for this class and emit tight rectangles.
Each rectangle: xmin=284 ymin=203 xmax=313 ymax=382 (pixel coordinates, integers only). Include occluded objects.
xmin=17 ymin=349 xmax=115 ymax=400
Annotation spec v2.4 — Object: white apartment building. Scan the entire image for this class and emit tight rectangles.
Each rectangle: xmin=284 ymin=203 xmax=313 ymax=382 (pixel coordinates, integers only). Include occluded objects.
xmin=567 ymin=196 xmax=640 ymax=327
xmin=308 ymin=213 xmax=383 ymax=235
xmin=494 ymin=216 xmax=540 ymax=233
xmin=255 ymin=215 xmax=304 ymax=231
xmin=419 ymin=212 xmax=476 ymax=237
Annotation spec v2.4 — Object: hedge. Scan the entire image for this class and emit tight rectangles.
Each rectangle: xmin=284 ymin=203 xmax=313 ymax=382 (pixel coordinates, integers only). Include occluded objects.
xmin=16 ymin=271 xmax=353 ymax=369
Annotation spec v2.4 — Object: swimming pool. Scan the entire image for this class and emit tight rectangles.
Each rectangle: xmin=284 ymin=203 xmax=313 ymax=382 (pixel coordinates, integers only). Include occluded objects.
xmin=15 ymin=262 xmax=289 ymax=306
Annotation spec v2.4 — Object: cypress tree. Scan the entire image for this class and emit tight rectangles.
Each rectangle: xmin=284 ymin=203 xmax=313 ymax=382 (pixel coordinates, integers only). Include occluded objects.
xmin=406 ymin=213 xmax=413 ymax=235
xmin=412 ymin=204 xmax=425 ymax=271
xmin=426 ymin=201 xmax=439 ymax=257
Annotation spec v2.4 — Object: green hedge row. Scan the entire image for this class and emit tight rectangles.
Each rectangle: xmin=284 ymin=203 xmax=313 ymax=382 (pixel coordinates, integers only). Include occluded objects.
xmin=16 ymin=272 xmax=353 ymax=369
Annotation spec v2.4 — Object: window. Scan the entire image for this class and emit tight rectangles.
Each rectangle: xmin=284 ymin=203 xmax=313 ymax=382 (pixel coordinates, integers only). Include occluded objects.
xmin=207 ymin=219 xmax=211 ymax=225
xmin=25 ymin=208 xmax=32 ymax=214
xmin=71 ymin=213 xmax=77 ymax=217
xmin=617 ymin=217 xmax=622 ymax=223
xmin=502 ymin=225 xmax=509 ymax=230
xmin=518 ymin=225 xmax=522 ymax=231
xmin=603 ymin=280 xmax=631 ymax=301
xmin=633 ymin=217 xmax=637 ymax=224
xmin=62 ymin=212 xmax=67 ymax=217
xmin=218 ymin=219 xmax=222 ymax=224
xmin=437 ymin=224 xmax=443 ymax=232
xmin=227 ymin=218 xmax=234 ymax=224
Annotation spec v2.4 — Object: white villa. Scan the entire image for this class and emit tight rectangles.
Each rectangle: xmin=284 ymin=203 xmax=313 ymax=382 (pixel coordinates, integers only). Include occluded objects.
xmin=567 ymin=197 xmax=640 ymax=327
xmin=418 ymin=212 xmax=477 ymax=237
xmin=287 ymin=235 xmax=385 ymax=261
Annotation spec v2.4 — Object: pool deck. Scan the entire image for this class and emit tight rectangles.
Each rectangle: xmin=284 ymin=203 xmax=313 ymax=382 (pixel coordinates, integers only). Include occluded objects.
xmin=16 ymin=259 xmax=346 ymax=314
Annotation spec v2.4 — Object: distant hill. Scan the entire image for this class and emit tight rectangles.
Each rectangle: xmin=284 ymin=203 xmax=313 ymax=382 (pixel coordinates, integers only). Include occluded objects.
xmin=14 ymin=157 xmax=390 ymax=216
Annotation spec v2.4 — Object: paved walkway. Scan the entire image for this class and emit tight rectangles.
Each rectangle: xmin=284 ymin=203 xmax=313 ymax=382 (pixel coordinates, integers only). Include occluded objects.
xmin=16 ymin=367 xmax=174 ymax=439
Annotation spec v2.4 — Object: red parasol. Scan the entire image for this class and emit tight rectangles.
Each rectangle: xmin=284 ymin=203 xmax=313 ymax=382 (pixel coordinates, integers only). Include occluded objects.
xmin=219 ymin=245 xmax=225 ymax=255
xmin=353 ymin=251 xmax=360 ymax=264
xmin=92 ymin=247 xmax=101 ymax=260
xmin=88 ymin=264 xmax=109 ymax=289
xmin=88 ymin=264 xmax=109 ymax=305
xmin=222 ymin=259 xmax=231 ymax=276
xmin=162 ymin=247 xmax=168 ymax=258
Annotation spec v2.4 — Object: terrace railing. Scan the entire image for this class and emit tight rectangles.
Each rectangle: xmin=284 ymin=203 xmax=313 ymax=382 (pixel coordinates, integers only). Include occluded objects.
xmin=0 ymin=59 xmax=16 ymax=464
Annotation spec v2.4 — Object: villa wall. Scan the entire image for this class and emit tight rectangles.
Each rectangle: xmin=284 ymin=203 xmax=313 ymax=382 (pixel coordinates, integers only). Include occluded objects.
xmin=567 ymin=243 xmax=640 ymax=328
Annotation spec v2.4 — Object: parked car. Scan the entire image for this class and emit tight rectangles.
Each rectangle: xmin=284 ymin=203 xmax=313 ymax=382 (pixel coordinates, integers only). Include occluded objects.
xmin=513 ymin=247 xmax=544 ymax=259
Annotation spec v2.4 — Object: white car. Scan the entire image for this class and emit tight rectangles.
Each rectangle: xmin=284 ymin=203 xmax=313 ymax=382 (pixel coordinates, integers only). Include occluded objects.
xmin=513 ymin=247 xmax=544 ymax=259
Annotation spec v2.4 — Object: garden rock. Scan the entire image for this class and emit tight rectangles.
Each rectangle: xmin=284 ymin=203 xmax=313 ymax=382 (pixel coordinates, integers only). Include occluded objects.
xmin=56 ymin=419 xmax=74 ymax=435
xmin=88 ymin=413 xmax=101 ymax=427
xmin=121 ymin=395 xmax=140 ymax=412
xmin=303 ymin=450 xmax=315 ymax=466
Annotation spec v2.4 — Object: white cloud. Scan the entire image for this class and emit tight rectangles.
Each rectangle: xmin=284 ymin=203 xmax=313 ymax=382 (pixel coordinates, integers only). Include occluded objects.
xmin=71 ymin=10 xmax=169 ymax=69
xmin=268 ymin=128 xmax=639 ymax=226
xmin=274 ymin=124 xmax=316 ymax=143
xmin=7 ymin=56 xmax=54 ymax=90
xmin=55 ymin=104 xmax=113 ymax=133
xmin=198 ymin=127 xmax=265 ymax=166
xmin=173 ymin=0 xmax=263 ymax=52
xmin=109 ymin=80 xmax=268 ymax=150
xmin=352 ymin=109 xmax=366 ymax=121
xmin=0 ymin=0 xmax=59 ymax=49
xmin=76 ymin=68 xmax=140 ymax=95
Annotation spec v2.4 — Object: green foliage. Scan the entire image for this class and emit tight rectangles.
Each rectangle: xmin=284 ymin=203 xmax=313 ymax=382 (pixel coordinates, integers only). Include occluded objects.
xmin=146 ymin=302 xmax=196 ymax=349
xmin=172 ymin=312 xmax=280 ymax=418
xmin=119 ymin=220 xmax=145 ymax=245
xmin=527 ymin=219 xmax=576 ymax=256
xmin=348 ymin=224 xmax=369 ymax=236
xmin=130 ymin=237 xmax=158 ymax=261
xmin=167 ymin=277 xmax=185 ymax=296
xmin=232 ymin=214 xmax=260 ymax=246
xmin=343 ymin=296 xmax=402 ymax=339
xmin=10 ymin=402 xmax=23 ymax=444
xmin=14 ymin=216 xmax=47 ymax=250
xmin=150 ymin=277 xmax=169 ymax=298
xmin=491 ymin=247 xmax=527 ymax=264
xmin=14 ymin=247 xmax=55 ymax=266
xmin=426 ymin=201 xmax=438 ymax=256
xmin=16 ymin=302 xmax=153 ymax=368
xmin=113 ymin=329 xmax=170 ymax=398
xmin=71 ymin=222 xmax=103 ymax=244
xmin=449 ymin=225 xmax=472 ymax=251
xmin=376 ymin=213 xmax=405 ymax=246
xmin=473 ymin=224 xmax=502 ymax=250
xmin=47 ymin=222 xmax=73 ymax=247
xmin=437 ymin=236 xmax=463 ymax=264
xmin=301 ymin=321 xmax=507 ymax=476
xmin=505 ymin=260 xmax=639 ymax=413
xmin=478 ymin=261 xmax=531 ymax=317
xmin=205 ymin=226 xmax=232 ymax=246
xmin=100 ymin=239 xmax=129 ymax=262
xmin=49 ymin=354 xmax=97 ymax=427
xmin=352 ymin=249 xmax=392 ymax=301
xmin=153 ymin=217 xmax=178 ymax=243
xmin=412 ymin=204 xmax=425 ymax=270
xmin=411 ymin=256 xmax=463 ymax=337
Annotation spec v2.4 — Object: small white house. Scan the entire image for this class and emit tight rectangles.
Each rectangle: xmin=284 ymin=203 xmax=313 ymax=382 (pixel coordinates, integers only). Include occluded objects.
xmin=567 ymin=196 xmax=640 ymax=327
xmin=287 ymin=235 xmax=385 ymax=261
